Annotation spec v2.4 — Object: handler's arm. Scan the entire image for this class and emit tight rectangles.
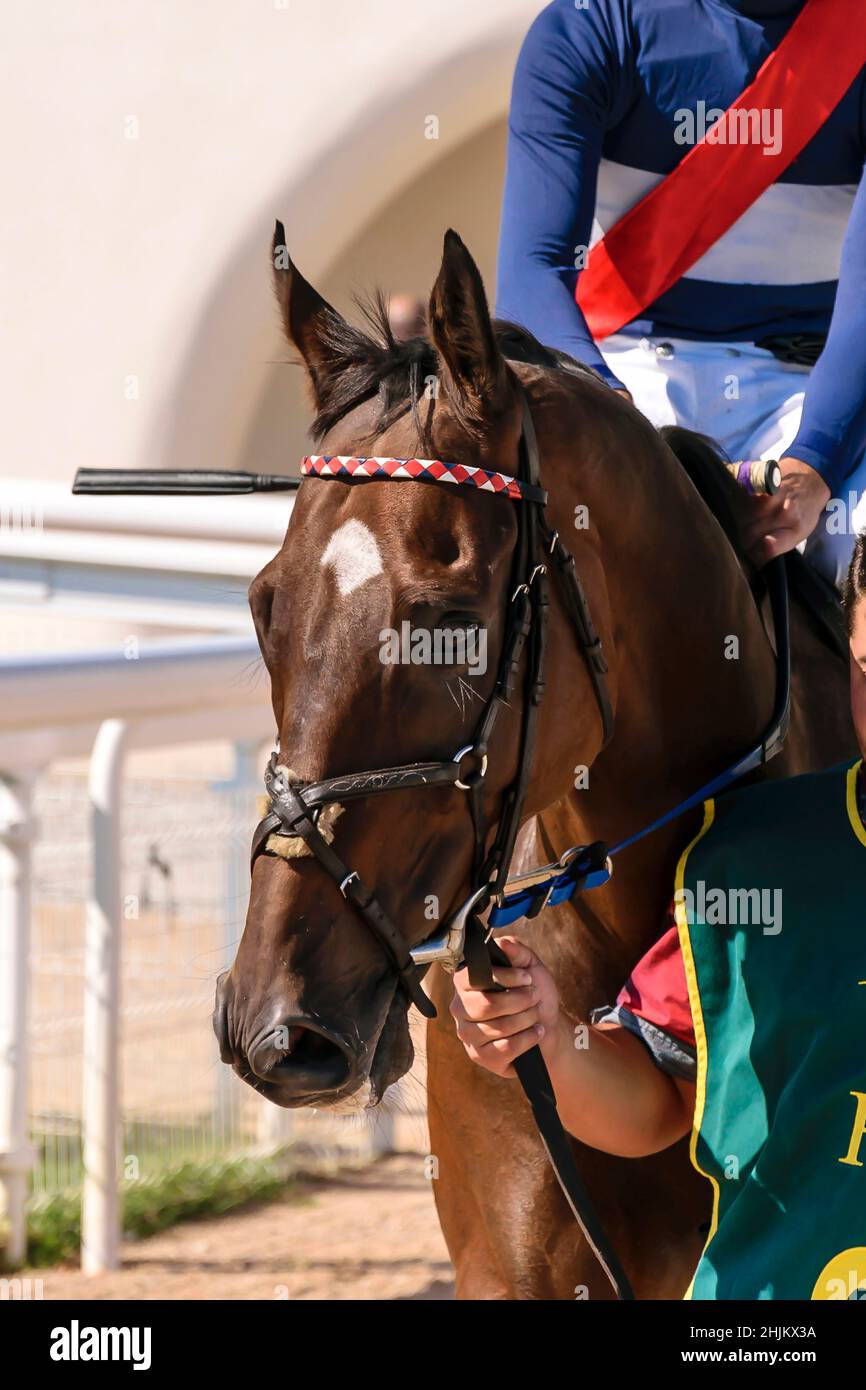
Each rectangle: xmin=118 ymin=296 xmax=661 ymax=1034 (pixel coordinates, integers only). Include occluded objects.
xmin=546 ymin=1012 xmax=695 ymax=1158
xmin=450 ymin=936 xmax=694 ymax=1159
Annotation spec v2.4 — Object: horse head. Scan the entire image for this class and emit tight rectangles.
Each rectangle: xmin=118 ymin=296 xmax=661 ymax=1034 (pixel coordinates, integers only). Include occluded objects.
xmin=213 ymin=227 xmax=615 ymax=1109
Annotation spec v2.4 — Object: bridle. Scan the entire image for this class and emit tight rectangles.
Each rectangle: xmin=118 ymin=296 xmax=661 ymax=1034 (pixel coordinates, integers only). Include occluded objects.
xmin=235 ymin=373 xmax=621 ymax=1293
xmin=248 ymin=385 xmax=644 ymax=1299
xmin=250 ymin=386 xmax=614 ymax=1019
xmin=73 ymin=382 xmax=790 ymax=1304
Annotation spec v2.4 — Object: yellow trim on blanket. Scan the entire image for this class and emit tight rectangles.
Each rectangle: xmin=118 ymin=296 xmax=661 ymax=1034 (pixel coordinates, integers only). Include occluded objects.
xmin=673 ymin=799 xmax=718 ymax=1301
xmin=846 ymin=759 xmax=866 ymax=848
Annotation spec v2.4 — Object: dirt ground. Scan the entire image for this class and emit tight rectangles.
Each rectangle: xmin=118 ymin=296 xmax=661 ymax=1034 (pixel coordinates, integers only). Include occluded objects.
xmin=24 ymin=1155 xmax=454 ymax=1301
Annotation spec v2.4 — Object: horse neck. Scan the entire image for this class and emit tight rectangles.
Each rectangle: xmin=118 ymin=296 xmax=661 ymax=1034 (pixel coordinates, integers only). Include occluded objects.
xmin=536 ymin=386 xmax=778 ymax=852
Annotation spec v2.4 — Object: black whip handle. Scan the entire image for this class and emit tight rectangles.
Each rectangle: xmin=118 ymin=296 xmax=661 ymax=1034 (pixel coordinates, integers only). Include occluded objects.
xmin=72 ymin=468 xmax=301 ymax=495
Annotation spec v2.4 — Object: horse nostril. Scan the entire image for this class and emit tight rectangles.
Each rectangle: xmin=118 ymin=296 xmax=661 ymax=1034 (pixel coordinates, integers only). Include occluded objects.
xmin=274 ymin=1027 xmax=338 ymax=1068
xmin=250 ymin=1022 xmax=353 ymax=1094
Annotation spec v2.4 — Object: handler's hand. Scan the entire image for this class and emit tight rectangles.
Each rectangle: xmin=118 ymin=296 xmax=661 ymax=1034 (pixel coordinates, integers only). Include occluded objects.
xmin=741 ymin=456 xmax=830 ymax=565
xmin=449 ymin=936 xmax=562 ymax=1079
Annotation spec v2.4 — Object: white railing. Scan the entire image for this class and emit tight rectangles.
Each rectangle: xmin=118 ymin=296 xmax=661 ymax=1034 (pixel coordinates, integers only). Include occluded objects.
xmin=0 ymin=637 xmax=274 ymax=1269
xmin=0 ymin=637 xmax=427 ymax=1274
xmin=0 ymin=488 xmax=428 ymax=1274
xmin=0 ymin=478 xmax=292 ymax=633
xmin=1 ymin=477 xmax=290 ymax=543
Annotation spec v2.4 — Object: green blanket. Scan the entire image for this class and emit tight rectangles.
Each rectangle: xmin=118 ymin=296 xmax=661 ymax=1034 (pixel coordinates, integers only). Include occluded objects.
xmin=675 ymin=759 xmax=866 ymax=1300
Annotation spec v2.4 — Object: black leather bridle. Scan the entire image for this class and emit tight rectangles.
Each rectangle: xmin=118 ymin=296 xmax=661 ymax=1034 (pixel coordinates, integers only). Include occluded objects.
xmin=249 ymin=387 xmax=615 ymax=1017
xmin=249 ymin=386 xmax=638 ymax=1299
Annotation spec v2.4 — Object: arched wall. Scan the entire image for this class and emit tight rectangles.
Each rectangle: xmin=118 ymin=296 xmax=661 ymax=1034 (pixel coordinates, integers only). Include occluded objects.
xmin=149 ymin=30 xmax=525 ymax=480
xmin=239 ymin=117 xmax=508 ymax=476
xmin=4 ymin=0 xmax=539 ymax=486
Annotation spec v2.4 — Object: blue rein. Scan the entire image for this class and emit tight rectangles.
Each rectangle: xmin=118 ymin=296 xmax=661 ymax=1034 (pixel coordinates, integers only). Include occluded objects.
xmin=487 ymin=558 xmax=790 ymax=930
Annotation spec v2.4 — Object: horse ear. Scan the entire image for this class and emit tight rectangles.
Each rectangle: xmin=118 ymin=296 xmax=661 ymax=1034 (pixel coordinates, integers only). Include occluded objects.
xmin=271 ymin=220 xmax=342 ymax=403
xmin=428 ymin=230 xmax=509 ymax=415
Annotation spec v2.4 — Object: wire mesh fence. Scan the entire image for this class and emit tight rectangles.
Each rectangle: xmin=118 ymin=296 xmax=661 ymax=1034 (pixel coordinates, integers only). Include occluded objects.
xmin=27 ymin=752 xmax=429 ymax=1219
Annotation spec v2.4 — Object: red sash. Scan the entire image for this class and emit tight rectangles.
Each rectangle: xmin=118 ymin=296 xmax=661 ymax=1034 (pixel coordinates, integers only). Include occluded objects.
xmin=576 ymin=0 xmax=866 ymax=341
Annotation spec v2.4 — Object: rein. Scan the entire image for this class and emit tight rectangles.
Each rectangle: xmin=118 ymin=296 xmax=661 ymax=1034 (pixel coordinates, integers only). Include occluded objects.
xmin=72 ymin=391 xmax=791 ymax=1304
xmin=489 ymin=558 xmax=790 ymax=929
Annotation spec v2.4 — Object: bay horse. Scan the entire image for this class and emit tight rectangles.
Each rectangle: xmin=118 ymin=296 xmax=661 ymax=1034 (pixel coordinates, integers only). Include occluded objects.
xmin=214 ymin=226 xmax=854 ymax=1299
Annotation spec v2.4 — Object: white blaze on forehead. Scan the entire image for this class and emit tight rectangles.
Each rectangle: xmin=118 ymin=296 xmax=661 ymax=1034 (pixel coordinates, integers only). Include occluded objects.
xmin=320 ymin=518 xmax=384 ymax=596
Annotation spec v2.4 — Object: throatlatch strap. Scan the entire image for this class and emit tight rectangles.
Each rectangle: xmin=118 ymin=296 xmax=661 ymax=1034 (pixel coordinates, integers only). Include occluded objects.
xmin=546 ymin=530 xmax=614 ymax=748
xmin=463 ymin=389 xmax=635 ymax=1302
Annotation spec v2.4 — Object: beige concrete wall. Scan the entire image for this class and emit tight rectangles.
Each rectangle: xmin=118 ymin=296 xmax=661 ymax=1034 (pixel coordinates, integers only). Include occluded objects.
xmin=3 ymin=0 xmax=537 ymax=488
xmin=243 ymin=117 xmax=508 ymax=476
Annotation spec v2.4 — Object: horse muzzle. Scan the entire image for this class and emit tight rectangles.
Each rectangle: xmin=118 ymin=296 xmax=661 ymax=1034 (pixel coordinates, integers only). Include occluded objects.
xmin=212 ymin=973 xmax=359 ymax=1103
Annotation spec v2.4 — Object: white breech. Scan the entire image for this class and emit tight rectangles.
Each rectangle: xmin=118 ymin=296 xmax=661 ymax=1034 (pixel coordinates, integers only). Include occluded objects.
xmin=600 ymin=332 xmax=866 ymax=588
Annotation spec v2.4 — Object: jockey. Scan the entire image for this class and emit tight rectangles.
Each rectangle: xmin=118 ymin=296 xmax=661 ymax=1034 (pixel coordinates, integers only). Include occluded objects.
xmin=496 ymin=0 xmax=866 ymax=587
xmin=450 ymin=533 xmax=866 ymax=1300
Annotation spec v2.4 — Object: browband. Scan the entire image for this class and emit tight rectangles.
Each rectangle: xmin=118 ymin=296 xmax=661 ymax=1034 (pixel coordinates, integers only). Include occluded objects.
xmin=301 ymin=454 xmax=548 ymax=505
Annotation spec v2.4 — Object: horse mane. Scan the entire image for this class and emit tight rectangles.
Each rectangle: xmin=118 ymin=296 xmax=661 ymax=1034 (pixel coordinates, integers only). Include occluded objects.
xmin=306 ymin=295 xmax=600 ymax=445
xmin=662 ymin=425 xmax=848 ymax=659
xmin=659 ymin=425 xmax=751 ymax=567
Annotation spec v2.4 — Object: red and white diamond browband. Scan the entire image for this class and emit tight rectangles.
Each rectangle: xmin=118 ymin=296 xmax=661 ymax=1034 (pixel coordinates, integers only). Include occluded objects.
xmin=300 ymin=455 xmax=547 ymax=505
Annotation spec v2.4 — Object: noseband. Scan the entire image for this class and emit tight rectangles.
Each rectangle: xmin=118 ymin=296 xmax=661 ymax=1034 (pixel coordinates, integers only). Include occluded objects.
xmin=249 ymin=387 xmax=615 ymax=1019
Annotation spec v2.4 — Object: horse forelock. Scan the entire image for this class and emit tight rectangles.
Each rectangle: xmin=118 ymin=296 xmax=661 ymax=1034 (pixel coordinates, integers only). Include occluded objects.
xmin=308 ymin=292 xmax=439 ymax=445
xmin=308 ymin=297 xmax=593 ymax=448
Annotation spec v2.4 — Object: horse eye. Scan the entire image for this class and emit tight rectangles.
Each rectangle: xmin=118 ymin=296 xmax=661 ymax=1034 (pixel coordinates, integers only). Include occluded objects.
xmin=441 ymin=611 xmax=482 ymax=631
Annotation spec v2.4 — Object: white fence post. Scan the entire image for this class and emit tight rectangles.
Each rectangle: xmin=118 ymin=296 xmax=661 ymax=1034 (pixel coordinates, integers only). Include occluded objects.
xmin=81 ymin=719 xmax=128 ymax=1274
xmin=256 ymin=1097 xmax=295 ymax=1158
xmin=213 ymin=738 xmax=269 ymax=1143
xmin=0 ymin=771 xmax=36 ymax=1266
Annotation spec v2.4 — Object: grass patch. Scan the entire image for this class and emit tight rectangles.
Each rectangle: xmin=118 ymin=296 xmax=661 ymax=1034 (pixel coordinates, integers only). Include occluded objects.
xmin=23 ymin=1153 xmax=301 ymax=1268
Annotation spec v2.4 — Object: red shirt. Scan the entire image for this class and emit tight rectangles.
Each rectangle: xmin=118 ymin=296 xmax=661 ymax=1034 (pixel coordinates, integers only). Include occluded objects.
xmin=615 ymin=909 xmax=695 ymax=1050
xmin=589 ymin=902 xmax=697 ymax=1078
